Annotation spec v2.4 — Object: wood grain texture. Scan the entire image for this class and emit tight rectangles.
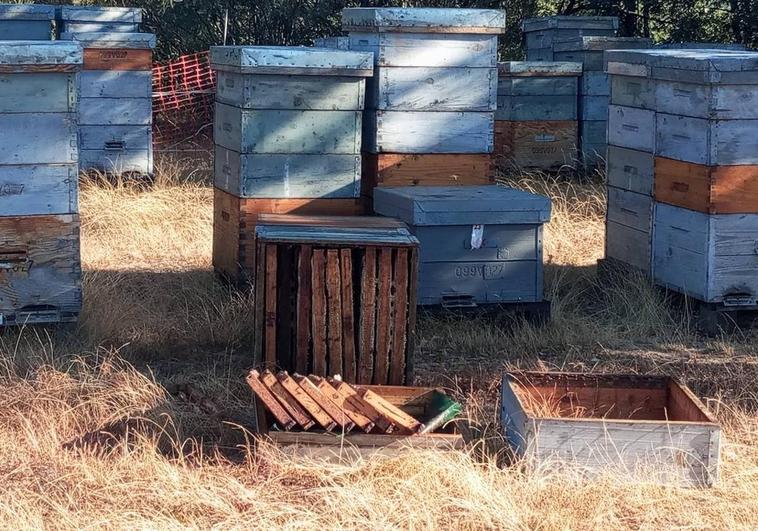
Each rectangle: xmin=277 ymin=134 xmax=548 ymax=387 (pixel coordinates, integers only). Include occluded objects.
xmin=347 ymin=32 xmax=498 ymax=67
xmin=80 ymin=70 xmax=152 ymax=98
xmin=608 ymin=104 xmax=655 ymax=153
xmin=325 ymin=250 xmax=343 ymax=376
xmin=295 ymin=245 xmax=312 ymax=374
xmin=83 ymin=48 xmax=152 ymax=71
xmin=311 ymin=250 xmax=328 ymax=376
xmin=313 ymin=377 xmax=374 ymax=433
xmin=339 ymin=249 xmax=357 ymax=382
xmin=494 ymin=120 xmax=578 ymax=170
xmin=277 ymin=372 xmax=337 ymax=431
xmin=358 ymin=247 xmax=377 ymax=384
xmin=79 ymin=97 xmax=151 ymax=126
xmin=0 ymin=73 xmax=76 ymax=113
xmin=361 ymin=153 xmax=493 ymax=197
xmin=259 ymin=370 xmax=315 ymax=430
xmin=264 ymin=245 xmax=278 ymax=366
xmin=0 ymin=164 xmax=78 ymax=216
xmin=373 ymin=249 xmax=392 ymax=384
xmin=390 ymin=248 xmax=409 ymax=385
xmin=293 ymin=374 xmax=355 ymax=431
xmin=606 ymin=146 xmax=654 ymax=196
xmin=246 ymin=370 xmax=296 ymax=430
xmin=0 ymin=113 xmax=77 ymax=165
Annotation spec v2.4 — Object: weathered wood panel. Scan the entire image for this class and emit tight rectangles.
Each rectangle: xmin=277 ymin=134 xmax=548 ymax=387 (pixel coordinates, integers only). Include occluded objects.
xmin=79 ymin=125 xmax=151 ymax=151
xmin=580 ymin=71 xmax=609 ymax=95
xmin=496 ymin=95 xmax=577 ymax=121
xmin=362 ymin=153 xmax=493 ymax=197
xmin=61 ymin=22 xmax=140 ymax=33
xmin=608 ymin=105 xmax=655 ymax=152
xmin=413 ymin=224 xmax=540 ymax=263
xmin=348 ymin=32 xmax=498 ymax=67
xmin=0 ymin=165 xmax=78 ymax=216
xmin=79 ymin=97 xmax=151 ymax=125
xmin=0 ymin=21 xmax=52 ymax=41
xmin=364 ymin=110 xmax=494 ymax=153
xmin=0 ymin=73 xmax=76 ymax=113
xmin=313 ymin=36 xmax=350 ymax=50
xmin=80 ymin=149 xmax=152 ymax=175
xmin=494 ymin=120 xmax=578 ymax=170
xmin=215 ymin=71 xmax=366 ymax=110
xmin=654 ymin=81 xmax=758 ymax=120
xmin=524 ymin=28 xmax=617 ymax=50
xmin=579 ymin=95 xmax=609 ymax=120
xmin=655 ymin=114 xmax=758 ymax=165
xmin=342 ymin=7 xmax=506 ymax=34
xmin=80 ymin=70 xmax=152 ymax=98
xmin=522 ymin=16 xmax=619 ymax=33
xmin=610 ymin=74 xmax=655 ymax=109
xmin=606 ymin=146 xmax=654 ymax=196
xmin=83 ymin=48 xmax=152 ymax=71
xmin=0 ymin=113 xmax=77 ymax=165
xmin=210 ymin=46 xmax=373 ymax=76
xmin=215 ymin=147 xmax=360 ymax=199
xmin=497 ymin=75 xmax=578 ymax=96
xmin=371 ymin=66 xmax=497 ymax=111
xmin=607 ymin=186 xmax=653 ymax=233
xmin=605 ymin=219 xmax=651 ymax=272
xmin=0 ymin=215 xmax=82 ymax=325
xmin=580 ymin=120 xmax=606 ymax=145
xmin=215 ymin=103 xmax=362 ymax=154
xmin=525 ymin=48 xmax=554 ymax=62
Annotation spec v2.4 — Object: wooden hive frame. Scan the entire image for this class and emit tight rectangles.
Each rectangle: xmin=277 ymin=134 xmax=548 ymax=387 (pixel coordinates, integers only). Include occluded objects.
xmin=253 ymin=214 xmax=419 ymax=385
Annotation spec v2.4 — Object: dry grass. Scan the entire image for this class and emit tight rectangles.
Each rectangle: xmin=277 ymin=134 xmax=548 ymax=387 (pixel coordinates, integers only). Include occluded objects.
xmin=1 ymin=160 xmax=757 ymax=529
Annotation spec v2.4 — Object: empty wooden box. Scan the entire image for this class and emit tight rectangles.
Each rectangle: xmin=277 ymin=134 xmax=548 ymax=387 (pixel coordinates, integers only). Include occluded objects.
xmin=521 ymin=16 xmax=618 ymax=62
xmin=501 ymin=371 xmax=721 ymax=486
xmin=0 ymin=4 xmax=54 ymax=40
xmin=61 ymin=31 xmax=155 ymax=176
xmin=253 ymin=215 xmax=419 ymax=385
xmin=56 ymin=6 xmax=142 ymax=33
xmin=373 ymin=185 xmax=551 ymax=307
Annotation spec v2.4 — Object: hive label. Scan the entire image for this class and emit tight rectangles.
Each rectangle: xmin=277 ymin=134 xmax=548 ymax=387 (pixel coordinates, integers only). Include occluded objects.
xmin=470 ymin=224 xmax=484 ymax=249
xmin=0 ymin=183 xmax=24 ymax=197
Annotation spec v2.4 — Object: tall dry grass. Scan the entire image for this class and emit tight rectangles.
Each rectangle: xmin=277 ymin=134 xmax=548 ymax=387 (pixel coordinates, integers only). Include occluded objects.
xmin=0 ymin=161 xmax=757 ymax=529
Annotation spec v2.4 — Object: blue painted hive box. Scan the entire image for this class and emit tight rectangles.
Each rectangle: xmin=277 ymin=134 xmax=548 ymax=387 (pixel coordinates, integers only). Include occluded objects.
xmin=0 ymin=4 xmax=54 ymax=40
xmin=373 ymin=185 xmax=551 ymax=306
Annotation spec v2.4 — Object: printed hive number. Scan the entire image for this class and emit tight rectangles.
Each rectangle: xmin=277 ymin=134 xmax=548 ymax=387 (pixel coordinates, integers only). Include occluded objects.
xmin=454 ymin=263 xmax=508 ymax=280
xmin=0 ymin=184 xmax=24 ymax=197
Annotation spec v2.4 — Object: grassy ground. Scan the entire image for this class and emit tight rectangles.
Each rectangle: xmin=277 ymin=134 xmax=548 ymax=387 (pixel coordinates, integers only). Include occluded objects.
xmin=1 ymin=159 xmax=756 ymax=529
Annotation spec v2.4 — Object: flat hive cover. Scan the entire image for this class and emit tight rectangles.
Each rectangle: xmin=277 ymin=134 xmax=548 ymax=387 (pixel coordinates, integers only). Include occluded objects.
xmin=553 ymin=36 xmax=653 ymax=52
xmin=0 ymin=41 xmax=82 ymax=67
xmin=521 ymin=16 xmax=619 ymax=32
xmin=342 ymin=7 xmax=506 ymax=34
xmin=0 ymin=4 xmax=55 ymax=20
xmin=210 ymin=46 xmax=374 ymax=76
xmin=373 ymin=185 xmax=552 ymax=226
xmin=498 ymin=61 xmax=582 ymax=76
xmin=255 ymin=215 xmax=419 ymax=246
xmin=60 ymin=32 xmax=156 ymax=49
xmin=58 ymin=6 xmax=143 ymax=23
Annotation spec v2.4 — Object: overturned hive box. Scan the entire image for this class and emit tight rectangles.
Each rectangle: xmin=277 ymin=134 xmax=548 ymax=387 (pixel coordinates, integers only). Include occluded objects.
xmin=253 ymin=215 xmax=419 ymax=385
xmin=501 ymin=371 xmax=721 ymax=486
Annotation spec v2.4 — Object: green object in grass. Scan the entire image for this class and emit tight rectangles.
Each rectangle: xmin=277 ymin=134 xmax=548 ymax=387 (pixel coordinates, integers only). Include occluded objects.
xmin=419 ymin=394 xmax=461 ymax=434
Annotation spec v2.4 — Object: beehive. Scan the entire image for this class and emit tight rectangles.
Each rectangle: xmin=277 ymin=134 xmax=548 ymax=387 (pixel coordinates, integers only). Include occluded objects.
xmin=605 ymin=48 xmax=758 ymax=306
xmin=253 ymin=215 xmax=419 ymax=385
xmin=342 ymin=8 xmax=502 ymax=199
xmin=553 ymin=36 xmax=653 ymax=167
xmin=521 ymin=16 xmax=618 ymax=62
xmin=56 ymin=6 xmax=142 ymax=33
xmin=61 ymin=31 xmax=155 ymax=176
xmin=373 ymin=185 xmax=551 ymax=307
xmin=495 ymin=61 xmax=581 ymax=170
xmin=0 ymin=4 xmax=54 ymax=40
xmin=0 ymin=41 xmax=83 ymax=325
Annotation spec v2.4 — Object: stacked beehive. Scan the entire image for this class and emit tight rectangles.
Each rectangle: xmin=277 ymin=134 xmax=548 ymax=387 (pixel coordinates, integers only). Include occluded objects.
xmin=521 ymin=16 xmax=618 ymax=62
xmin=0 ymin=4 xmax=54 ymax=40
xmin=0 ymin=41 xmax=83 ymax=325
xmin=60 ymin=31 xmax=155 ymax=176
xmin=342 ymin=8 xmax=504 ymax=200
xmin=57 ymin=7 xmax=154 ymax=176
xmin=209 ymin=46 xmax=372 ymax=284
xmin=553 ymin=36 xmax=653 ymax=167
xmin=495 ymin=61 xmax=582 ymax=171
xmin=605 ymin=49 xmax=758 ymax=308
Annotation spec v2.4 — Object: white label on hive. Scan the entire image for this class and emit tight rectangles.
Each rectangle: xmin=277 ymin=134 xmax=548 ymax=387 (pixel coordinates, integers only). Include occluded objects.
xmin=471 ymin=225 xmax=484 ymax=250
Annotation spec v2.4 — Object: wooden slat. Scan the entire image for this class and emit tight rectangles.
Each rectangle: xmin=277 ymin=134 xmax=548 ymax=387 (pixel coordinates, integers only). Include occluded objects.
xmin=311 ymin=376 xmax=375 ymax=433
xmin=245 ymin=370 xmax=296 ymax=431
xmin=358 ymin=388 xmax=422 ymax=435
xmin=0 ymin=64 xmax=79 ymax=74
xmin=373 ymin=249 xmax=393 ymax=385
xmin=252 ymin=243 xmax=266 ymax=365
xmin=340 ymin=249 xmax=357 ymax=382
xmin=294 ymin=374 xmax=355 ymax=432
xmin=83 ymin=48 xmax=152 ymax=71
xmin=333 ymin=380 xmax=395 ymax=434
xmin=264 ymin=245 xmax=278 ymax=366
xmin=277 ymin=372 xmax=336 ymax=431
xmin=295 ymin=245 xmax=312 ymax=374
xmin=389 ymin=248 xmax=409 ymax=385
xmin=325 ymin=249 xmax=343 ymax=376
xmin=260 ymin=370 xmax=315 ymax=430
xmin=311 ymin=250 xmax=328 ymax=376
xmin=405 ymin=248 xmax=419 ymax=384
xmin=358 ymin=248 xmax=377 ymax=384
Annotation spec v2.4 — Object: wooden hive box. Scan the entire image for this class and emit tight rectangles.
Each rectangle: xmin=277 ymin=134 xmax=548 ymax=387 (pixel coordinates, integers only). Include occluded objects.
xmin=0 ymin=4 xmax=54 ymax=40
xmin=256 ymin=384 xmax=464 ymax=458
xmin=494 ymin=120 xmax=578 ymax=171
xmin=253 ymin=215 xmax=419 ymax=385
xmin=373 ymin=185 xmax=551 ymax=307
xmin=61 ymin=31 xmax=155 ymax=176
xmin=496 ymin=62 xmax=581 ymax=122
xmin=521 ymin=16 xmax=618 ymax=62
xmin=501 ymin=372 xmax=721 ymax=486
xmin=56 ymin=6 xmax=142 ymax=33
xmin=210 ymin=46 xmax=373 ymax=199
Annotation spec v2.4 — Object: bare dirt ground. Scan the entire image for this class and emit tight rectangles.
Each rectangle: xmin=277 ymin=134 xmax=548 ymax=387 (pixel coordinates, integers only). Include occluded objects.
xmin=1 ymin=159 xmax=756 ymax=529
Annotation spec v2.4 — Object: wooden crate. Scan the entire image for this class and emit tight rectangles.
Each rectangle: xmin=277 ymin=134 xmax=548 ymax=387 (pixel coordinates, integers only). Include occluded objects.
xmin=0 ymin=4 xmax=54 ymax=40
xmin=213 ymin=188 xmax=365 ymax=284
xmin=654 ymin=157 xmax=758 ymax=214
xmin=494 ymin=120 xmax=578 ymax=170
xmin=253 ymin=215 xmax=419 ymax=385
xmin=256 ymin=384 xmax=463 ymax=458
xmin=501 ymin=371 xmax=721 ymax=486
xmin=0 ymin=215 xmax=82 ymax=325
xmin=653 ymin=203 xmax=758 ymax=305
xmin=361 ymin=153 xmax=493 ymax=198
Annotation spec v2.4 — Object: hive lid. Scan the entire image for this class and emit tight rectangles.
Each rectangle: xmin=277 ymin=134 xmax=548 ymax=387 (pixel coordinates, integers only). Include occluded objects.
xmin=0 ymin=4 xmax=55 ymax=20
xmin=656 ymin=42 xmax=748 ymax=50
xmin=255 ymin=215 xmax=419 ymax=246
xmin=0 ymin=41 xmax=82 ymax=68
xmin=341 ymin=8 xmax=506 ymax=34
xmin=313 ymin=36 xmax=350 ymax=50
xmin=373 ymin=186 xmax=552 ymax=226
xmin=210 ymin=46 xmax=374 ymax=76
xmin=521 ymin=16 xmax=618 ymax=32
xmin=553 ymin=36 xmax=654 ymax=52
xmin=57 ymin=6 xmax=143 ymax=23
xmin=605 ymin=48 xmax=758 ymax=83
xmin=498 ymin=61 xmax=582 ymax=76
xmin=60 ymin=32 xmax=156 ymax=49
